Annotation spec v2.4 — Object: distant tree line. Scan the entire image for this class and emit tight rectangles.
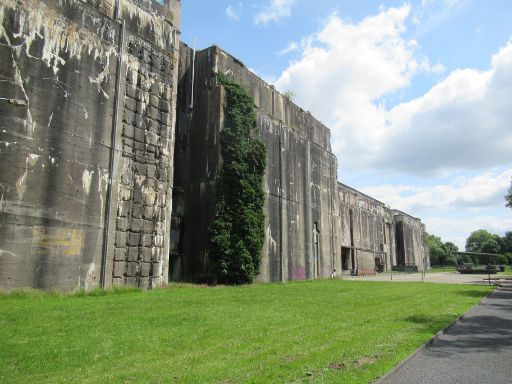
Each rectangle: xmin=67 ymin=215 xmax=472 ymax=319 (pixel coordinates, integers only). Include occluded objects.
xmin=427 ymin=230 xmax=512 ymax=266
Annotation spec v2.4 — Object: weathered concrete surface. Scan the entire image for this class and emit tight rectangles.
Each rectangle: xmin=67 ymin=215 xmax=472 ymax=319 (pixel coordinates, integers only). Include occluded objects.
xmin=172 ymin=44 xmax=428 ymax=283
xmin=394 ymin=210 xmax=429 ymax=271
xmin=111 ymin=0 xmax=180 ymax=289
xmin=0 ymin=0 xmax=180 ymax=291
xmin=337 ymin=183 xmax=394 ymax=275
xmin=0 ymin=1 xmax=428 ymax=289
xmin=336 ymin=184 xmax=429 ymax=275
xmin=172 ymin=44 xmax=339 ymax=282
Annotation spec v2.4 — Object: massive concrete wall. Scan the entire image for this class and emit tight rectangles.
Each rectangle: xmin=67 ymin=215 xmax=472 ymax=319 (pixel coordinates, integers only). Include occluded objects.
xmin=393 ymin=210 xmax=430 ymax=271
xmin=173 ymin=44 xmax=339 ymax=282
xmin=0 ymin=1 xmax=427 ymax=289
xmin=0 ymin=0 xmax=180 ymax=290
xmin=336 ymin=183 xmax=429 ymax=274
xmin=172 ymin=44 xmax=429 ymax=282
xmin=336 ymin=183 xmax=396 ymax=274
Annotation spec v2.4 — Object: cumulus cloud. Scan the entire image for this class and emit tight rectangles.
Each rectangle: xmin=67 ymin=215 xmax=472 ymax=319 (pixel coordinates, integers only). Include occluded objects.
xmin=254 ymin=0 xmax=295 ymax=25
xmin=379 ymin=41 xmax=512 ymax=173
xmin=225 ymin=5 xmax=239 ymax=21
xmin=275 ymin=5 xmax=420 ymax=163
xmin=361 ymin=169 xmax=512 ymax=213
xmin=360 ymin=169 xmax=512 ymax=248
xmin=275 ymin=4 xmax=512 ymax=175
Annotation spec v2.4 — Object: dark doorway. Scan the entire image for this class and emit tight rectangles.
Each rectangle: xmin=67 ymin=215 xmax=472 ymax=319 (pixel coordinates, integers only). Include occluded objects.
xmin=375 ymin=257 xmax=384 ymax=273
xmin=395 ymin=221 xmax=405 ymax=266
xmin=341 ymin=247 xmax=351 ymax=270
xmin=313 ymin=222 xmax=320 ymax=278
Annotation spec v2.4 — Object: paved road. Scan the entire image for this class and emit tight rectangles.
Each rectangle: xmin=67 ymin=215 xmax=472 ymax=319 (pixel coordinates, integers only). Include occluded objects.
xmin=379 ymin=280 xmax=512 ymax=384
xmin=345 ymin=271 xmax=505 ymax=285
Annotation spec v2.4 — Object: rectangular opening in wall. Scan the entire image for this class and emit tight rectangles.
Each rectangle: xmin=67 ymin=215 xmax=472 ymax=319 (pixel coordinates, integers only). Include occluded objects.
xmin=341 ymin=247 xmax=351 ymax=271
xmin=395 ymin=221 xmax=405 ymax=267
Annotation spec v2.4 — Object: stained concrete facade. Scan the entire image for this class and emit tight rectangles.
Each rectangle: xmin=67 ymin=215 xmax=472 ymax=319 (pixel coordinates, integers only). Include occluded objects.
xmin=0 ymin=0 xmax=428 ymax=291
xmin=171 ymin=45 xmax=339 ymax=282
xmin=171 ymin=44 xmax=429 ymax=283
xmin=0 ymin=0 xmax=180 ymax=290
xmin=336 ymin=184 xmax=429 ymax=275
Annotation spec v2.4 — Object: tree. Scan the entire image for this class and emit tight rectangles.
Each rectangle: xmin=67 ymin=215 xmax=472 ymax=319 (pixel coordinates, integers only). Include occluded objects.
xmin=506 ymin=178 xmax=512 ymax=209
xmin=501 ymin=231 xmax=512 ymax=253
xmin=444 ymin=241 xmax=459 ymax=264
xmin=427 ymin=234 xmax=446 ymax=265
xmin=465 ymin=229 xmax=500 ymax=252
xmin=444 ymin=241 xmax=459 ymax=254
xmin=481 ymin=239 xmax=501 ymax=254
xmin=426 ymin=234 xmax=461 ymax=265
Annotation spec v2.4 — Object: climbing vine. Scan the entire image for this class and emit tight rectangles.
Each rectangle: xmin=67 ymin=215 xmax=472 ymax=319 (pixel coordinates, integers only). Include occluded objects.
xmin=208 ymin=74 xmax=266 ymax=284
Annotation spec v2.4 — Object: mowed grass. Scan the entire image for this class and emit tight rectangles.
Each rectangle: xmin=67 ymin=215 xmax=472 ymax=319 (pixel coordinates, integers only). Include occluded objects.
xmin=0 ymin=280 xmax=492 ymax=384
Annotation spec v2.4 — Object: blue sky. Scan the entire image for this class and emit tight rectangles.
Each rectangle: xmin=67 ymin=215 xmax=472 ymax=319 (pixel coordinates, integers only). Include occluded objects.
xmin=181 ymin=0 xmax=512 ymax=249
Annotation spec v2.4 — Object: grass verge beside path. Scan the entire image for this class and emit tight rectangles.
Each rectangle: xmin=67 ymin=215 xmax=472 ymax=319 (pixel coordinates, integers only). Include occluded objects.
xmin=0 ymin=280 xmax=492 ymax=384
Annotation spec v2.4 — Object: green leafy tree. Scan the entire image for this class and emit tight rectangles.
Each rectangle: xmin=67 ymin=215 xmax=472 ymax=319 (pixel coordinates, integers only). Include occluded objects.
xmin=481 ymin=239 xmax=501 ymax=254
xmin=462 ymin=254 xmax=473 ymax=263
xmin=465 ymin=229 xmax=500 ymax=252
xmin=445 ymin=254 xmax=459 ymax=266
xmin=444 ymin=241 xmax=458 ymax=255
xmin=497 ymin=254 xmax=508 ymax=265
xmin=427 ymin=234 xmax=449 ymax=265
xmin=427 ymin=235 xmax=464 ymax=266
xmin=506 ymin=178 xmax=512 ymax=209
xmin=500 ymin=231 xmax=512 ymax=253
xmin=208 ymin=75 xmax=266 ymax=284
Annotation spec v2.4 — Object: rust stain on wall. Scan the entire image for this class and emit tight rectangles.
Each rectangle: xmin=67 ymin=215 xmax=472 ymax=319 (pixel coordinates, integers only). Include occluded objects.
xmin=32 ymin=227 xmax=85 ymax=257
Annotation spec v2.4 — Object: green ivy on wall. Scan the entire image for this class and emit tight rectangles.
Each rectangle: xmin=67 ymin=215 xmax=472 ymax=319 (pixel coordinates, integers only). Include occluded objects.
xmin=208 ymin=74 xmax=267 ymax=284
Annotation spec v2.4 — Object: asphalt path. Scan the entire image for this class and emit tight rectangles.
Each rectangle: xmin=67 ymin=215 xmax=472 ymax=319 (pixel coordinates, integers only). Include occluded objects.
xmin=344 ymin=271 xmax=505 ymax=285
xmin=378 ymin=280 xmax=512 ymax=384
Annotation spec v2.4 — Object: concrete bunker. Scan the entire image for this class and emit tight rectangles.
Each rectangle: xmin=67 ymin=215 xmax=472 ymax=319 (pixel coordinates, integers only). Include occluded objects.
xmin=0 ymin=0 xmax=429 ymax=290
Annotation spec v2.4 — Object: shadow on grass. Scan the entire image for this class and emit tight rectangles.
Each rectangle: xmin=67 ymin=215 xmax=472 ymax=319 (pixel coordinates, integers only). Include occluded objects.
xmin=404 ymin=314 xmax=457 ymax=334
xmin=453 ymin=289 xmax=493 ymax=298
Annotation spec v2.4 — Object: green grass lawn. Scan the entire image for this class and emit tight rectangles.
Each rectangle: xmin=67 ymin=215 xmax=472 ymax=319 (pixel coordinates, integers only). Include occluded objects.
xmin=0 ymin=280 xmax=492 ymax=384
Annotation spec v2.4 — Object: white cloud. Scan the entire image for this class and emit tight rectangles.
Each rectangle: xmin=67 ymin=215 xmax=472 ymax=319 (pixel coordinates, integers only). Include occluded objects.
xmin=254 ymin=0 xmax=295 ymax=25
xmin=275 ymin=5 xmax=421 ymax=162
xmin=225 ymin=5 xmax=239 ymax=21
xmin=378 ymin=41 xmax=512 ymax=173
xmin=274 ymin=5 xmax=512 ymax=175
xmin=418 ymin=58 xmax=446 ymax=74
xmin=278 ymin=41 xmax=299 ymax=56
xmin=361 ymin=169 xmax=512 ymax=213
xmin=360 ymin=169 xmax=512 ymax=249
